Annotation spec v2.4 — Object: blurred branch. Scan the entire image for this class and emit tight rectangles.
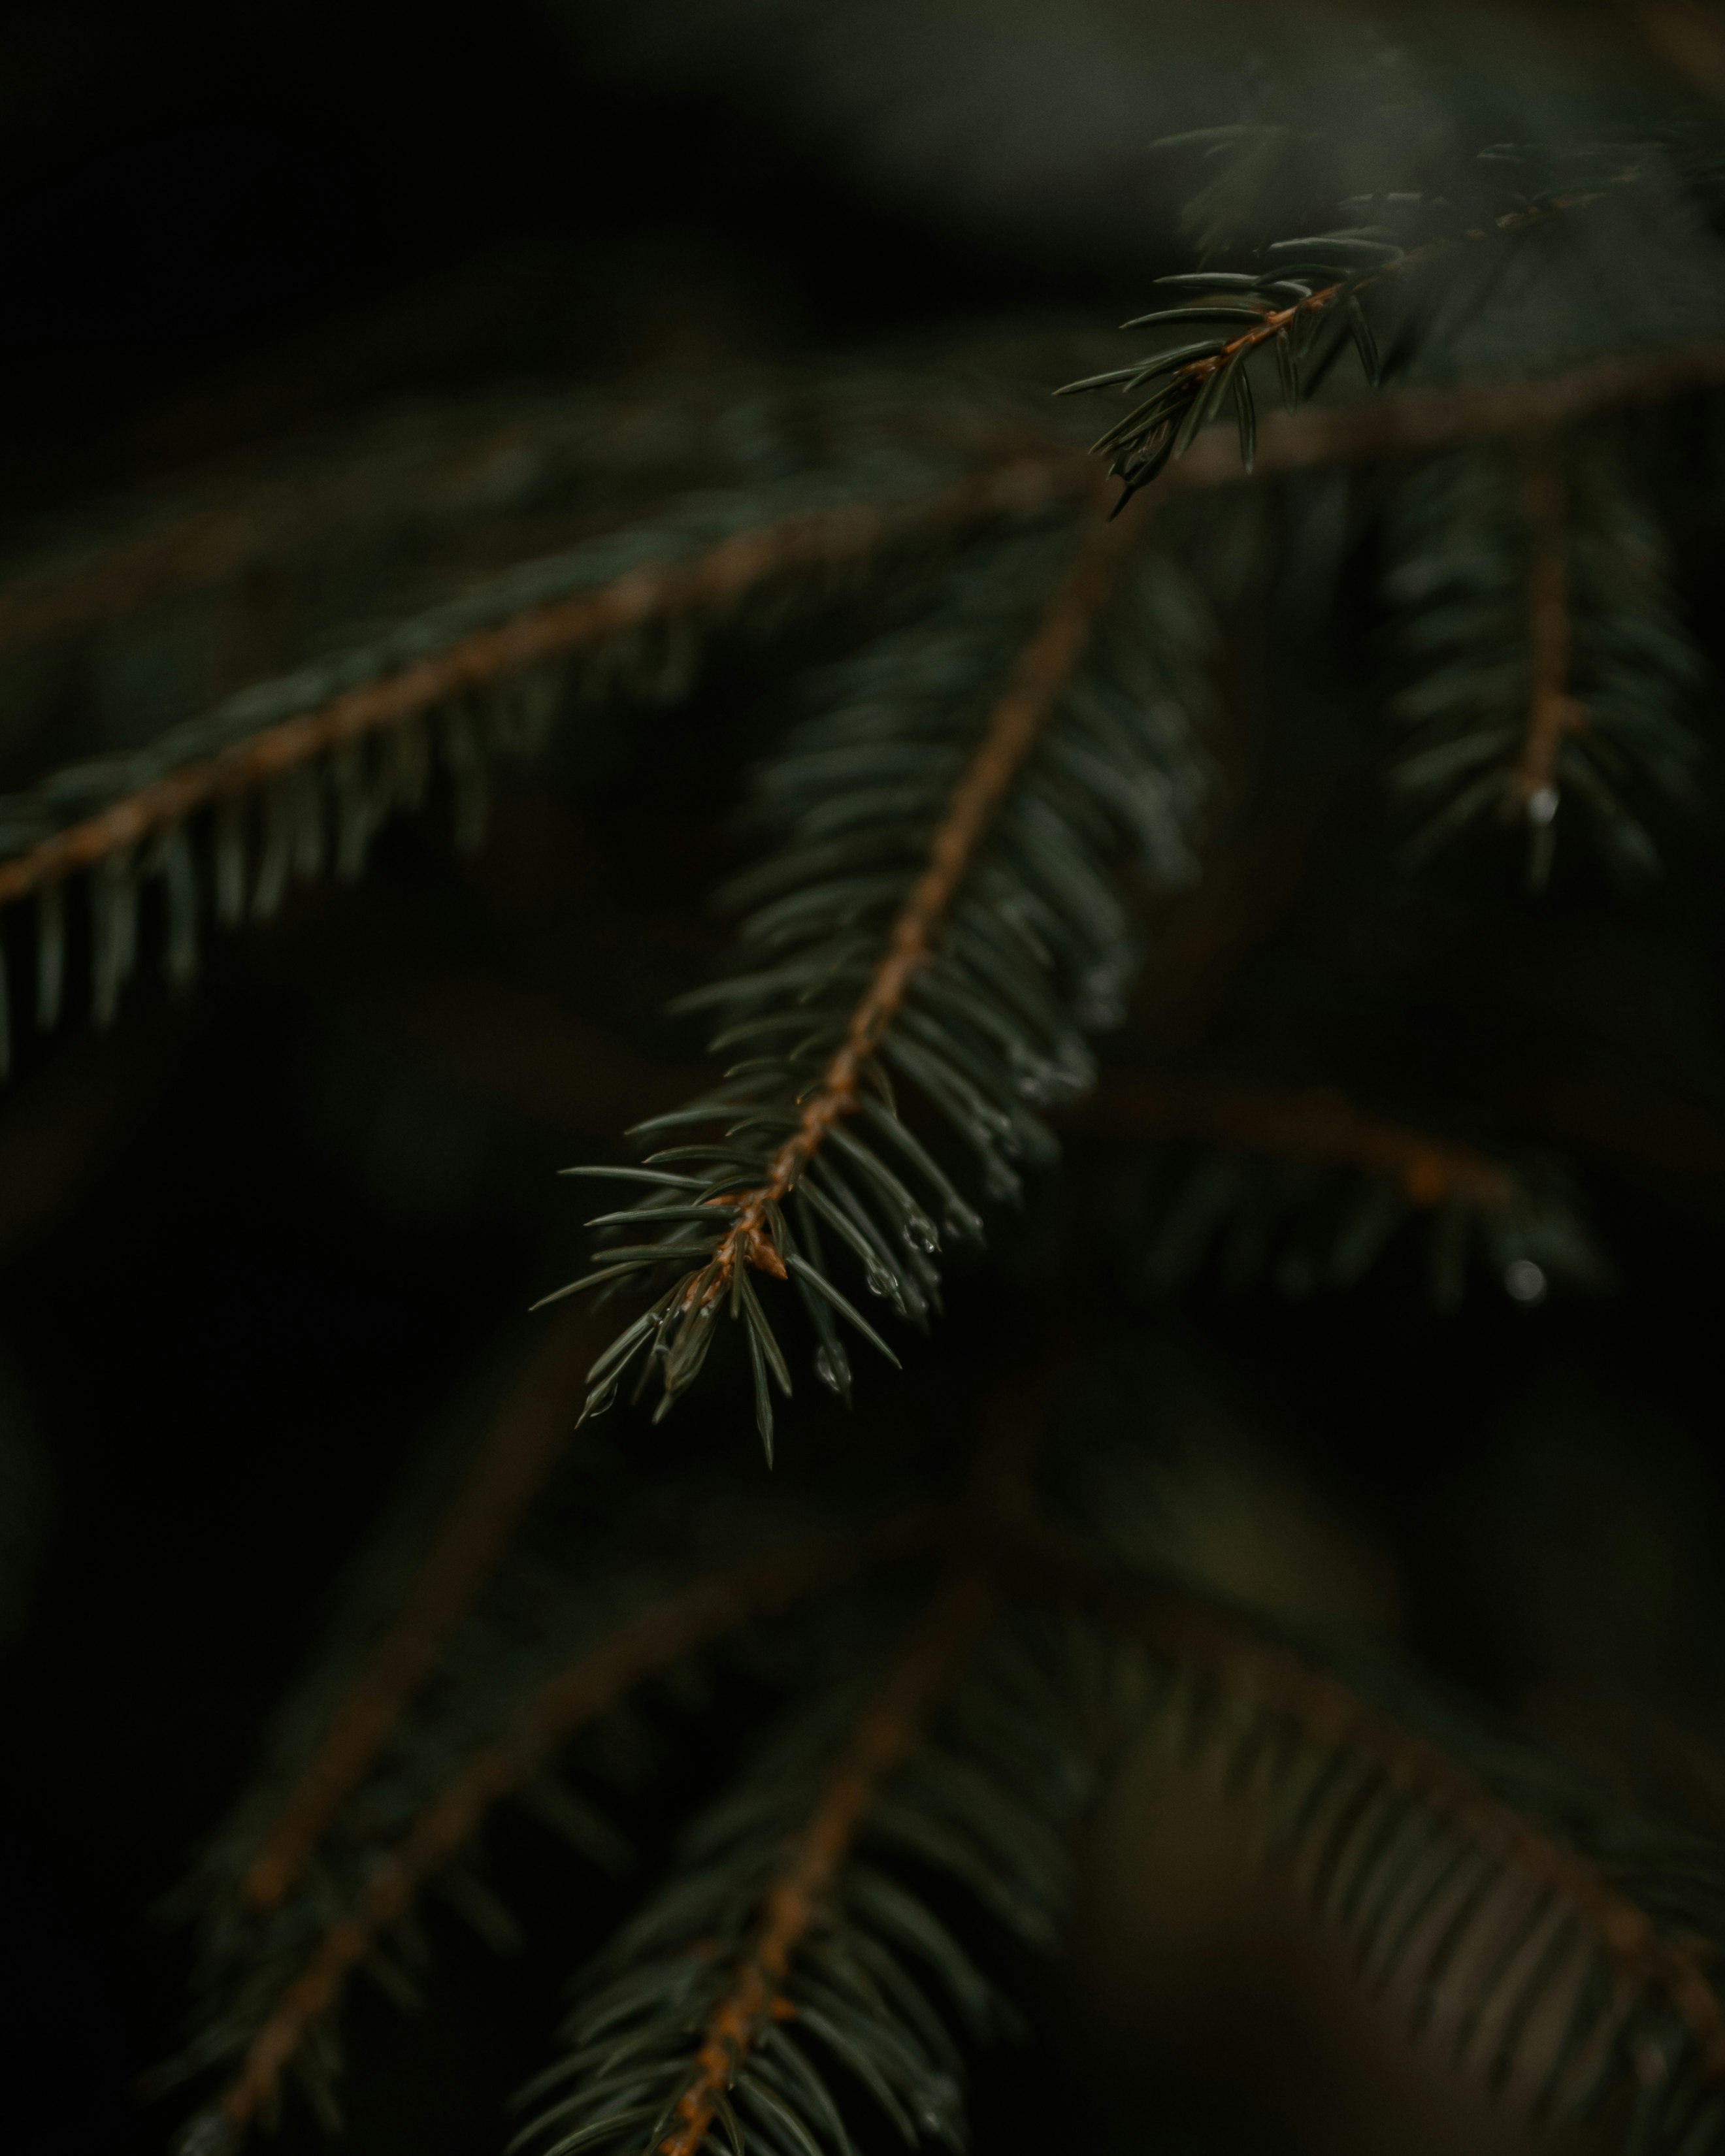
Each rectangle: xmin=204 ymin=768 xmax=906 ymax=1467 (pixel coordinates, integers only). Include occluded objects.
xmin=1017 ymin=1524 xmax=1725 ymax=2083
xmin=204 ymin=1515 xmax=932 ymax=2146
xmin=653 ymin=1565 xmax=996 ymax=2156
xmin=238 ymin=1305 xmax=616 ymax=1914
xmin=0 ymin=456 xmax=1084 ymax=916
xmin=1165 ymin=340 xmax=1725 ymax=491
xmin=1632 ymin=1 xmax=1725 ymax=91
xmin=1060 ymin=1075 xmax=1519 ymax=1210
xmin=5 ymin=340 xmax=1723 ymax=934
xmin=1510 ymin=455 xmax=1587 ymax=839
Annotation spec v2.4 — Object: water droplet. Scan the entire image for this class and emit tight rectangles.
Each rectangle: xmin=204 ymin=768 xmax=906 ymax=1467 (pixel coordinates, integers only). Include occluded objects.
xmin=864 ymin=1269 xmax=907 ymax=1314
xmin=813 ymin=1344 xmax=850 ymax=1394
xmin=1504 ymin=1258 xmax=1547 ymax=1304
xmin=1011 ymin=1037 xmax=1096 ymax=1105
xmin=902 ymin=1218 xmax=939 ymax=1254
xmin=1528 ymin=785 xmax=1559 ymax=826
xmin=915 ymin=2076 xmax=963 ymax=2135
xmin=178 ymin=2115 xmax=239 ymax=2156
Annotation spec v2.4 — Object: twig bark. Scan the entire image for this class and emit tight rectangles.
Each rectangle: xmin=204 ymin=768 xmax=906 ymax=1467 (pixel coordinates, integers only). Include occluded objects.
xmin=1507 ymin=455 xmax=1588 ymax=821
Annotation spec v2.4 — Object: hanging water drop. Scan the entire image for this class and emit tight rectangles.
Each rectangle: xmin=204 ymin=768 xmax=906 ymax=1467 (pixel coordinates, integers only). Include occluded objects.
xmin=814 ymin=1344 xmax=850 ymax=1394
xmin=1503 ymin=1258 xmax=1547 ymax=1303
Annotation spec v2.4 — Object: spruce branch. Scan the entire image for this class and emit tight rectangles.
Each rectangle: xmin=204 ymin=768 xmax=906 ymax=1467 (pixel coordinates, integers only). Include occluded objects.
xmin=1061 ymin=154 xmax=1653 ymax=504
xmin=616 ymin=1569 xmax=995 ymax=2156
xmin=676 ymin=497 xmax=1139 ymax=1311
xmin=6 ymin=338 xmax=1724 ymax=1075
xmin=239 ymin=1307 xmax=610 ymax=1916
xmin=176 ymin=1518 xmax=928 ymax=2155
xmin=1064 ymin=1074 xmax=1607 ymax=1302
xmin=1131 ymin=338 xmax=1725 ymax=493
xmin=1068 ymin=1075 xmax=1521 ymax=1209
xmin=516 ymin=1412 xmax=1094 ymax=2156
xmin=556 ymin=499 xmax=1217 ymax=1446
xmin=0 ymin=455 xmax=1082 ymax=1069
xmin=1018 ymin=1526 xmax=1725 ymax=2144
xmin=1385 ymin=440 xmax=1703 ymax=879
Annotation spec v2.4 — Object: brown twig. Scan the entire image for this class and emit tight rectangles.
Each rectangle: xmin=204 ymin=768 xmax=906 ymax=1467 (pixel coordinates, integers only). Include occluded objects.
xmin=1060 ymin=1075 xmax=1519 ymax=1211
xmin=1508 ymin=455 xmax=1588 ymax=818
xmin=1160 ymin=338 xmax=1725 ymax=493
xmin=0 ymin=456 xmax=1084 ymax=915
xmin=656 ymin=1566 xmax=998 ymax=2156
xmin=212 ymin=1514 xmax=933 ymax=2140
xmin=240 ymin=1305 xmax=612 ymax=1912
xmin=7 ymin=340 xmax=1725 ymax=928
xmin=1018 ymin=1527 xmax=1725 ymax=2082
xmin=689 ymin=491 xmax=1141 ymax=1305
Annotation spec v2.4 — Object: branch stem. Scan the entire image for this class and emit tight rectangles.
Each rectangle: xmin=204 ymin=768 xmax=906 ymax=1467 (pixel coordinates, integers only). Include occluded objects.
xmin=1511 ymin=454 xmax=1587 ymax=815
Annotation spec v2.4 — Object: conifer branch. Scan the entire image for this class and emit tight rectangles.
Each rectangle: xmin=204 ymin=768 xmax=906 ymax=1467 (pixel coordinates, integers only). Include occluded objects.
xmin=239 ymin=1308 xmax=609 ymax=1914
xmin=1066 ymin=1075 xmax=1606 ymax=1303
xmin=649 ymin=1569 xmax=997 ymax=2156
xmin=1061 ymin=169 xmax=1646 ymax=501
xmin=0 ymin=460 xmax=1079 ymax=916
xmin=1163 ymin=338 xmax=1725 ymax=487
xmin=1066 ymin=1076 xmax=1519 ymax=1210
xmin=0 ymin=455 xmax=1088 ymax=1070
xmin=188 ymin=1518 xmax=928 ymax=2151
xmin=1019 ymin=1527 xmax=1725 ymax=2125
xmin=1386 ymin=441 xmax=1702 ymax=880
xmin=558 ymin=503 xmax=1217 ymax=1445
xmin=5 ymin=338 xmax=1722 ymax=1074
xmin=689 ymin=493 xmax=1138 ymax=1315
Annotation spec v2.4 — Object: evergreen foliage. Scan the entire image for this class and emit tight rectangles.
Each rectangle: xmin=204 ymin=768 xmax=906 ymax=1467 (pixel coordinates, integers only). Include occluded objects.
xmin=14 ymin=17 xmax=1725 ymax=2156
